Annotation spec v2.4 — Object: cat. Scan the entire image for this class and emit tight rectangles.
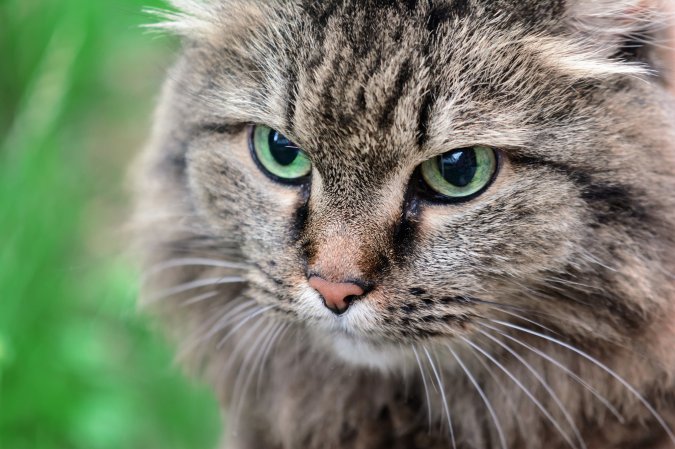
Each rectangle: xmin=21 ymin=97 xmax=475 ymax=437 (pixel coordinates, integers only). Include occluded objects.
xmin=133 ymin=1 xmax=675 ymax=448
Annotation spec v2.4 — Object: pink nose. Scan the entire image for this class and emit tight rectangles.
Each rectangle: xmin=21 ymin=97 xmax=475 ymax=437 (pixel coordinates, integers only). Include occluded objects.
xmin=308 ymin=276 xmax=365 ymax=315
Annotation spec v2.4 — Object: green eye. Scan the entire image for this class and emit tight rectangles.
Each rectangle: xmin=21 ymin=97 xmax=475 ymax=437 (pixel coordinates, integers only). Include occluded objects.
xmin=250 ymin=125 xmax=311 ymax=183
xmin=420 ymin=146 xmax=498 ymax=201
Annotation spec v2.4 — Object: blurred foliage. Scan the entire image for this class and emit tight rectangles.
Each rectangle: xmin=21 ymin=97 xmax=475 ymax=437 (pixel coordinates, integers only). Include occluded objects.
xmin=0 ymin=1 xmax=221 ymax=448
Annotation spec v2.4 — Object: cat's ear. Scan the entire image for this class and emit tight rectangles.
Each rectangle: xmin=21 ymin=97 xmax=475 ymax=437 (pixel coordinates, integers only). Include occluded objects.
xmin=144 ymin=0 xmax=283 ymax=44
xmin=566 ymin=0 xmax=675 ymax=84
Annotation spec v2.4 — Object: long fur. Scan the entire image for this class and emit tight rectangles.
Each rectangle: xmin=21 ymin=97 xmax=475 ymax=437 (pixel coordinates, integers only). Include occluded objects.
xmin=134 ymin=1 xmax=675 ymax=448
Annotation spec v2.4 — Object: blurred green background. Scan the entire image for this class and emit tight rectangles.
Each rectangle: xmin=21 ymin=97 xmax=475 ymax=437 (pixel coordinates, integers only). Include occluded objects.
xmin=0 ymin=1 xmax=222 ymax=448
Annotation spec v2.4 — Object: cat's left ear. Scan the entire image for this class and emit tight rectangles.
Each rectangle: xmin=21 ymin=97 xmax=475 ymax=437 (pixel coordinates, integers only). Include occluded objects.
xmin=567 ymin=0 xmax=675 ymax=87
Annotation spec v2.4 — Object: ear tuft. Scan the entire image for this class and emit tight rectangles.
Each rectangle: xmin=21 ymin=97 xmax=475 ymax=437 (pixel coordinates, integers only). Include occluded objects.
xmin=143 ymin=1 xmax=223 ymax=40
xmin=568 ymin=1 xmax=673 ymax=55
xmin=566 ymin=0 xmax=675 ymax=79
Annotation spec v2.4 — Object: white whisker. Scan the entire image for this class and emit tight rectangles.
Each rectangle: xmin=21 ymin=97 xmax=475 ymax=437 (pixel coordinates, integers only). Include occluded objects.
xmin=479 ymin=322 xmax=625 ymax=423
xmin=225 ymin=316 xmax=272 ymax=431
xmin=180 ymin=290 xmax=219 ymax=307
xmin=146 ymin=276 xmax=244 ymax=303
xmin=411 ymin=345 xmax=433 ymax=431
xmin=230 ymin=319 xmax=278 ymax=427
xmin=142 ymin=257 xmax=248 ymax=282
xmin=470 ymin=346 xmax=521 ymax=416
xmin=423 ymin=347 xmax=457 ymax=449
xmin=448 ymin=345 xmax=508 ymax=449
xmin=177 ymin=300 xmax=257 ymax=358
xmin=478 ymin=329 xmax=586 ymax=449
xmin=217 ymin=305 xmax=277 ymax=349
xmin=255 ymin=322 xmax=290 ymax=396
xmin=478 ymin=302 xmax=561 ymax=336
xmin=491 ymin=319 xmax=675 ymax=444
xmin=460 ymin=336 xmax=578 ymax=449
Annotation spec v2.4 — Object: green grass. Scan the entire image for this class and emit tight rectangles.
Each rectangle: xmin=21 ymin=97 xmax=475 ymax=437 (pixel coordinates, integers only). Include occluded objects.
xmin=0 ymin=1 xmax=221 ymax=448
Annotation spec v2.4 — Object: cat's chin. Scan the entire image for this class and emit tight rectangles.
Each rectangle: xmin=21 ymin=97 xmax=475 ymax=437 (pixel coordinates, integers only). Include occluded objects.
xmin=316 ymin=329 xmax=413 ymax=371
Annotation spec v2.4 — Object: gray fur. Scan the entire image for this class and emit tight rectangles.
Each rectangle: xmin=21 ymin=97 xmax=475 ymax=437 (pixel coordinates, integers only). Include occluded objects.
xmin=134 ymin=1 xmax=675 ymax=448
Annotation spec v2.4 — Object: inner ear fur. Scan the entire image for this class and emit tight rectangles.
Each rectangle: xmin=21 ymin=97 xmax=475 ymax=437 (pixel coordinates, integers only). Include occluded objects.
xmin=568 ymin=0 xmax=675 ymax=85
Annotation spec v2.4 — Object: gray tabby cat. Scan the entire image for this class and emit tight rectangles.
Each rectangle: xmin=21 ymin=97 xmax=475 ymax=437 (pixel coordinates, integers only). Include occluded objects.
xmin=134 ymin=1 xmax=675 ymax=448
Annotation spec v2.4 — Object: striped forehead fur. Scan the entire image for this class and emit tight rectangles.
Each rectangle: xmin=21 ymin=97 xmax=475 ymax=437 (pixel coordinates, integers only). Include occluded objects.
xmin=145 ymin=0 xmax=672 ymax=82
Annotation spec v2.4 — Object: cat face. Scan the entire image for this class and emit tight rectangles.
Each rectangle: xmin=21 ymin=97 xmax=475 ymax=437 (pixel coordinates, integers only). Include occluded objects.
xmin=139 ymin=0 xmax=675 ymax=369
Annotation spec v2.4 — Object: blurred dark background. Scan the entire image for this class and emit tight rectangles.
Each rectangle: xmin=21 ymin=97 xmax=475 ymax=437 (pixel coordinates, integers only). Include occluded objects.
xmin=0 ymin=1 xmax=221 ymax=448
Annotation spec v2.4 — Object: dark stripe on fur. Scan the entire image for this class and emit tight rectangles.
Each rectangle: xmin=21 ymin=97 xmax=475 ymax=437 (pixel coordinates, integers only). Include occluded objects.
xmin=425 ymin=0 xmax=470 ymax=33
xmin=392 ymin=183 xmax=422 ymax=265
xmin=510 ymin=155 xmax=649 ymax=227
xmin=285 ymin=61 xmax=299 ymax=132
xmin=379 ymin=58 xmax=413 ymax=130
xmin=416 ymin=87 xmax=436 ymax=147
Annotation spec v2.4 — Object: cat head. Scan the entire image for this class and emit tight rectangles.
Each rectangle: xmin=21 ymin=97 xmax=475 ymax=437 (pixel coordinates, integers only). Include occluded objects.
xmin=137 ymin=0 xmax=675 ymax=369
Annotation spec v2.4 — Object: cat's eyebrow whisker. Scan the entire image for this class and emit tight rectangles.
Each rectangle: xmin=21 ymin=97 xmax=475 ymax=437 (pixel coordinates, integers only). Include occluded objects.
xmin=423 ymin=347 xmax=457 ymax=449
xmin=411 ymin=346 xmax=433 ymax=431
xmin=459 ymin=336 xmax=580 ymax=449
xmin=477 ymin=329 xmax=587 ymax=449
xmin=478 ymin=322 xmax=625 ymax=423
xmin=142 ymin=257 xmax=249 ymax=281
xmin=145 ymin=276 xmax=245 ymax=304
xmin=448 ymin=345 xmax=508 ymax=449
xmin=490 ymin=319 xmax=675 ymax=444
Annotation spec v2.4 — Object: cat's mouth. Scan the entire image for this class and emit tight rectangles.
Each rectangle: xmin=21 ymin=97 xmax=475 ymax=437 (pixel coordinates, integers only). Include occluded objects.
xmin=293 ymin=286 xmax=427 ymax=369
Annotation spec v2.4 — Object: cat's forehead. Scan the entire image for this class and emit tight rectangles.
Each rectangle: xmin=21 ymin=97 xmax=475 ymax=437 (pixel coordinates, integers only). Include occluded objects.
xmin=284 ymin=0 xmax=565 ymax=162
xmin=173 ymin=0 xmax=651 ymax=167
xmin=288 ymin=4 xmax=430 ymax=169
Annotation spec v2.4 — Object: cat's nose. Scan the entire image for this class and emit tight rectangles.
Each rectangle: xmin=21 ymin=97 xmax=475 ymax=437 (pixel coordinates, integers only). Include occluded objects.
xmin=308 ymin=276 xmax=365 ymax=315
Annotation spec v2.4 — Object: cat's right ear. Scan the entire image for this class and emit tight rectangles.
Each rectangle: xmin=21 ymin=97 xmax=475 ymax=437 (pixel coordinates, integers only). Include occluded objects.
xmin=143 ymin=0 xmax=284 ymax=45
xmin=567 ymin=0 xmax=675 ymax=88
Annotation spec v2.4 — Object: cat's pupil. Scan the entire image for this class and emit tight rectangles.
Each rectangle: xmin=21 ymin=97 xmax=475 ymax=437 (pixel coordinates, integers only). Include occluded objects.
xmin=438 ymin=148 xmax=478 ymax=187
xmin=269 ymin=131 xmax=299 ymax=166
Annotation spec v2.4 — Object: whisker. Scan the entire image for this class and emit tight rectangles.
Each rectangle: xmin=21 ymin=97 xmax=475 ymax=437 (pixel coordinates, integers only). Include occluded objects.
xmin=491 ymin=319 xmax=675 ymax=444
xmin=177 ymin=300 xmax=258 ymax=358
xmin=411 ymin=345 xmax=433 ymax=431
xmin=255 ymin=322 xmax=290 ymax=396
xmin=146 ymin=276 xmax=245 ymax=303
xmin=217 ymin=305 xmax=277 ymax=349
xmin=479 ymin=322 xmax=625 ymax=423
xmin=448 ymin=345 xmax=508 ymax=449
xmin=141 ymin=257 xmax=248 ymax=282
xmin=468 ymin=297 xmax=567 ymax=327
xmin=473 ymin=300 xmax=561 ymax=335
xmin=423 ymin=347 xmax=457 ymax=449
xmin=469 ymin=346 xmax=521 ymax=418
xmin=478 ymin=329 xmax=587 ymax=449
xmin=460 ymin=336 xmax=579 ymax=449
xmin=237 ymin=319 xmax=280 ymax=402
xmin=180 ymin=290 xmax=219 ymax=307
xmin=224 ymin=316 xmax=272 ymax=431
xmin=230 ymin=318 xmax=278 ymax=427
